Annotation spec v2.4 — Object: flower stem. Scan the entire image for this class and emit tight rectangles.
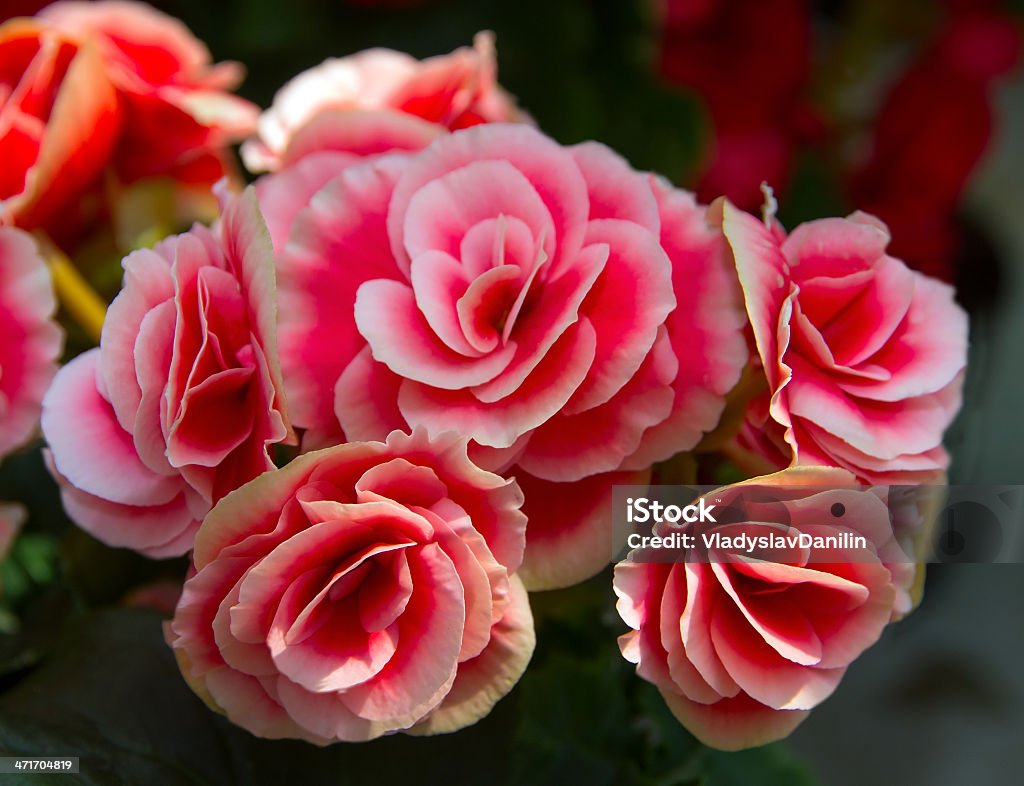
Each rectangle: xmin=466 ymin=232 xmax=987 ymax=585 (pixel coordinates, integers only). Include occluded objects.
xmin=46 ymin=248 xmax=107 ymax=344
xmin=720 ymin=439 xmax=783 ymax=479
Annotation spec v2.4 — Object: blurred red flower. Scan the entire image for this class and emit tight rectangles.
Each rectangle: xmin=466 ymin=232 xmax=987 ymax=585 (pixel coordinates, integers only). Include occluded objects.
xmin=849 ymin=6 xmax=1020 ymax=280
xmin=658 ymin=0 xmax=820 ymax=211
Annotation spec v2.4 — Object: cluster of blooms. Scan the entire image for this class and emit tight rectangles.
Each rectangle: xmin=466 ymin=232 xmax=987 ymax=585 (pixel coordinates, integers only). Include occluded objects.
xmin=1 ymin=1 xmax=969 ymax=751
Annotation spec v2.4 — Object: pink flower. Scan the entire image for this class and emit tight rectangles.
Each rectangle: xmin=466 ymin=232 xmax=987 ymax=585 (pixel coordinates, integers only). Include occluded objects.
xmin=0 ymin=228 xmax=62 ymax=459
xmin=270 ymin=124 xmax=747 ymax=588
xmin=718 ymin=200 xmax=967 ymax=484
xmin=614 ymin=466 xmax=905 ymax=750
xmin=241 ymin=32 xmax=522 ymax=174
xmin=166 ymin=429 xmax=533 ymax=742
xmin=40 ymin=1 xmax=258 ymax=186
xmin=42 ymin=188 xmax=294 ymax=557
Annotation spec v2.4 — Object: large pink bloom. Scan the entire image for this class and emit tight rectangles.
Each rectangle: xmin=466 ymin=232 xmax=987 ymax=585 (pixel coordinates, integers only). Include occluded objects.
xmin=718 ymin=201 xmax=968 ymax=484
xmin=0 ymin=228 xmax=62 ymax=458
xmin=614 ymin=466 xmax=904 ymax=750
xmin=270 ymin=124 xmax=747 ymax=588
xmin=42 ymin=188 xmax=294 ymax=557
xmin=241 ymin=32 xmax=522 ymax=175
xmin=167 ymin=429 xmax=533 ymax=743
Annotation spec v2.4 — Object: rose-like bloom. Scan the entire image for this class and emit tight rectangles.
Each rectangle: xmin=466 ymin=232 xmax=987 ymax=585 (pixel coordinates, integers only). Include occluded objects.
xmin=42 ymin=188 xmax=294 ymax=557
xmin=241 ymin=32 xmax=522 ymax=174
xmin=0 ymin=15 xmax=120 ymax=231
xmin=166 ymin=429 xmax=533 ymax=742
xmin=270 ymin=124 xmax=747 ymax=588
xmin=40 ymin=1 xmax=258 ymax=186
xmin=614 ymin=466 xmax=906 ymax=750
xmin=0 ymin=2 xmax=255 ymax=239
xmin=718 ymin=200 xmax=968 ymax=484
xmin=0 ymin=228 xmax=62 ymax=458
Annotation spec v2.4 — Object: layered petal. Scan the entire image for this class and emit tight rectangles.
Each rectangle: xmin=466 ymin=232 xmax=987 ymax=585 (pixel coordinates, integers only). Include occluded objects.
xmin=614 ymin=468 xmax=905 ymax=750
xmin=721 ymin=200 xmax=968 ymax=484
xmin=168 ymin=430 xmax=532 ymax=743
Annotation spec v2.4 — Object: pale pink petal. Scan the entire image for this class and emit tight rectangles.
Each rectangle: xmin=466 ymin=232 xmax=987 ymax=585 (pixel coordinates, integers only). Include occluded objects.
xmin=717 ymin=198 xmax=789 ymax=394
xmin=334 ymin=348 xmax=408 ymax=445
xmin=355 ymin=278 xmax=517 ymax=389
xmin=839 ymin=273 xmax=968 ymax=401
xmin=340 ymin=543 xmax=464 ymax=720
xmin=47 ymin=450 xmax=201 ymax=558
xmin=278 ymin=156 xmax=408 ymax=445
xmin=468 ymin=242 xmax=607 ymax=404
xmin=563 ymin=219 xmax=676 ymax=414
xmin=408 ymin=250 xmax=480 ymax=357
xmin=660 ymin=689 xmax=810 ymax=752
xmin=709 ymin=597 xmax=846 ymax=710
xmin=401 ymin=158 xmax=554 ymax=264
xmin=570 ymin=141 xmax=660 ymax=230
xmin=398 ymin=319 xmax=597 ymax=449
xmin=518 ymin=327 xmax=677 ymax=481
xmin=42 ymin=351 xmax=181 ymax=507
xmin=409 ymin=574 xmax=534 ymax=735
xmin=280 ymin=108 xmax=442 ymax=166
xmin=0 ymin=228 xmax=62 ymax=458
xmin=787 ymin=355 xmax=959 ymax=460
xmin=98 ymin=248 xmax=173 ymax=433
xmin=254 ymin=151 xmax=359 ymax=253
xmin=623 ymin=180 xmax=747 ymax=467
xmin=388 ymin=124 xmax=589 ymax=277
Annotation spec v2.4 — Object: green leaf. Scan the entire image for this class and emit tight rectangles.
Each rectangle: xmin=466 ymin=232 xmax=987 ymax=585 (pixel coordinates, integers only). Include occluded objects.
xmin=700 ymin=745 xmax=819 ymax=786
xmin=512 ymin=649 xmax=640 ymax=786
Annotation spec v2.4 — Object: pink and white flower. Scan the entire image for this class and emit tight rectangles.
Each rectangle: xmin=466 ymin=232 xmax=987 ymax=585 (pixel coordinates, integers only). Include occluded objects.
xmin=42 ymin=187 xmax=293 ymax=557
xmin=241 ymin=32 xmax=522 ymax=174
xmin=167 ymin=429 xmax=533 ymax=742
xmin=614 ymin=466 xmax=905 ymax=750
xmin=270 ymin=124 xmax=747 ymax=588
xmin=717 ymin=200 xmax=968 ymax=484
xmin=0 ymin=228 xmax=62 ymax=459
